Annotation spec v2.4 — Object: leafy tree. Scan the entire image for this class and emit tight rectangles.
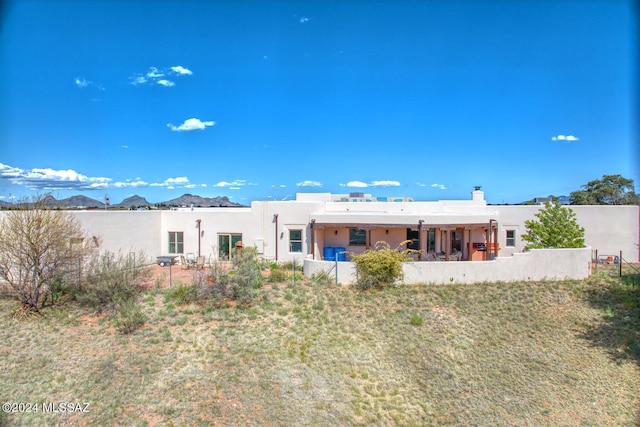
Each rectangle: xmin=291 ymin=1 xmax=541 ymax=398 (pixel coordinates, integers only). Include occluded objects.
xmin=351 ymin=241 xmax=415 ymax=290
xmin=521 ymin=201 xmax=585 ymax=250
xmin=0 ymin=195 xmax=96 ymax=311
xmin=570 ymin=174 xmax=639 ymax=205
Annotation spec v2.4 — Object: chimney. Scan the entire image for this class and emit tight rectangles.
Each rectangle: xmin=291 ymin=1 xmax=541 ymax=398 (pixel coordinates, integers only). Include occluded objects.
xmin=472 ymin=186 xmax=484 ymax=202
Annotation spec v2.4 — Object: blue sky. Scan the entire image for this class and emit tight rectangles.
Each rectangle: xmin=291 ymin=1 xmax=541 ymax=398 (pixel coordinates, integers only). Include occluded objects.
xmin=1 ymin=0 xmax=637 ymax=205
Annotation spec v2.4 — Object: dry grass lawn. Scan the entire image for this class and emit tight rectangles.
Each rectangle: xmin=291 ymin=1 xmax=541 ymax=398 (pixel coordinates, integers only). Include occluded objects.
xmin=0 ymin=267 xmax=638 ymax=426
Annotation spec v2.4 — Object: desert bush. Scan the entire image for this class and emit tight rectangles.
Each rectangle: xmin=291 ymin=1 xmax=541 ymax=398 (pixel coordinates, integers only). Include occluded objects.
xmin=282 ymin=260 xmax=303 ymax=271
xmin=0 ymin=195 xmax=97 ymax=311
xmin=77 ymin=250 xmax=152 ymax=313
xmin=165 ymin=283 xmax=198 ymax=305
xmin=202 ymin=247 xmax=262 ymax=305
xmin=226 ymin=247 xmax=263 ymax=305
xmin=113 ymin=300 xmax=147 ymax=334
xmin=268 ymin=267 xmax=287 ymax=283
xmin=351 ymin=241 xmax=414 ymax=291
xmin=311 ymin=270 xmax=334 ymax=286
xmin=410 ymin=313 xmax=425 ymax=326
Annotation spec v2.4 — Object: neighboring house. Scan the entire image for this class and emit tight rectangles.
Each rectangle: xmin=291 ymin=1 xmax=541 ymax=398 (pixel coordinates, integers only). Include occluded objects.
xmin=2 ymin=189 xmax=638 ymax=275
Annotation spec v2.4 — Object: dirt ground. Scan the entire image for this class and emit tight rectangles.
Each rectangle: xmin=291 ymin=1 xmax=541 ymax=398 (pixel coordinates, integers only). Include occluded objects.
xmin=146 ymin=263 xmax=210 ymax=288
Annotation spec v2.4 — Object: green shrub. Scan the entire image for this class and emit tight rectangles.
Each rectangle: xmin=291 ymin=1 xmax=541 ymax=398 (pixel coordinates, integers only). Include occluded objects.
xmin=267 ymin=268 xmax=287 ymax=283
xmin=410 ymin=313 xmax=424 ymax=326
xmin=311 ymin=270 xmax=334 ymax=286
xmin=351 ymin=241 xmax=414 ymax=291
xmin=165 ymin=283 xmax=198 ymax=305
xmin=282 ymin=260 xmax=303 ymax=271
xmin=227 ymin=247 xmax=263 ymax=305
xmin=77 ymin=250 xmax=151 ymax=313
xmin=113 ymin=300 xmax=147 ymax=334
xmin=200 ymin=247 xmax=262 ymax=305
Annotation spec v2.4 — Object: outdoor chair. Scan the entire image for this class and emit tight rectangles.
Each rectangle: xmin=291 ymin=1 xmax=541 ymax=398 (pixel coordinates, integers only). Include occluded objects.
xmin=186 ymin=253 xmax=196 ymax=268
xmin=195 ymin=256 xmax=206 ymax=269
xmin=180 ymin=255 xmax=188 ymax=269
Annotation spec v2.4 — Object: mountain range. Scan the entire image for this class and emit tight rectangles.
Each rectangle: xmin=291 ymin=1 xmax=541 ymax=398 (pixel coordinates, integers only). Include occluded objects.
xmin=0 ymin=193 xmax=573 ymax=208
xmin=0 ymin=194 xmax=245 ymax=209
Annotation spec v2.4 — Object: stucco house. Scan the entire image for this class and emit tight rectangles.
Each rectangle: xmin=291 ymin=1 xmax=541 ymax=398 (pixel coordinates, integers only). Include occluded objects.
xmin=9 ymin=188 xmax=637 ymax=284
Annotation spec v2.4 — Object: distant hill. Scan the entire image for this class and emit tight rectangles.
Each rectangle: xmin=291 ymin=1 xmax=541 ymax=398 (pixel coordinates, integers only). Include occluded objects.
xmin=2 ymin=193 xmax=245 ymax=209
xmin=40 ymin=194 xmax=104 ymax=208
xmin=160 ymin=194 xmax=244 ymax=207
xmin=116 ymin=195 xmax=151 ymax=208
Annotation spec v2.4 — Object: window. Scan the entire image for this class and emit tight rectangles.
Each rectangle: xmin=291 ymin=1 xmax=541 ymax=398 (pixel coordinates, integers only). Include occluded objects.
xmin=406 ymin=228 xmax=419 ymax=250
xmin=426 ymin=228 xmax=436 ymax=252
xmin=289 ymin=229 xmax=302 ymax=252
xmin=506 ymin=230 xmax=516 ymax=247
xmin=349 ymin=229 xmax=367 ymax=246
xmin=451 ymin=230 xmax=462 ymax=252
xmin=168 ymin=231 xmax=183 ymax=254
xmin=218 ymin=233 xmax=243 ymax=261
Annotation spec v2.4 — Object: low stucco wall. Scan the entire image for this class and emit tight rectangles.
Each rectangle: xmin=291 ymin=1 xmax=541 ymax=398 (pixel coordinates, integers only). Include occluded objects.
xmin=303 ymin=247 xmax=593 ymax=285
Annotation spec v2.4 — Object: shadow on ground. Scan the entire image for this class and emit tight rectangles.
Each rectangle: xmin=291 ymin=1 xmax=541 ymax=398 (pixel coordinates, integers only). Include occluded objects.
xmin=580 ymin=269 xmax=640 ymax=364
xmin=579 ymin=269 xmax=640 ymax=423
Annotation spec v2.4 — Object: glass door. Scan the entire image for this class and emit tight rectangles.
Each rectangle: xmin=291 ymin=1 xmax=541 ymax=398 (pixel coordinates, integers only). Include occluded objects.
xmin=218 ymin=233 xmax=243 ymax=261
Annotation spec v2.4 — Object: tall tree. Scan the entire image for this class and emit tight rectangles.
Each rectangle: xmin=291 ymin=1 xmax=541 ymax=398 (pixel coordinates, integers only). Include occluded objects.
xmin=521 ymin=201 xmax=585 ymax=250
xmin=570 ymin=174 xmax=639 ymax=205
xmin=0 ymin=196 xmax=95 ymax=311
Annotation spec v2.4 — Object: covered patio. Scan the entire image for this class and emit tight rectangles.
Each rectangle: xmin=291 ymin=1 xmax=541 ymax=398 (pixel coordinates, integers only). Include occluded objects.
xmin=309 ymin=212 xmax=499 ymax=262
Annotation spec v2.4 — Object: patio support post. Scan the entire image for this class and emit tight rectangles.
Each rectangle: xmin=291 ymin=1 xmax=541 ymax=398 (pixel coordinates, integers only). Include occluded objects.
xmin=274 ymin=214 xmax=279 ymax=262
xmin=310 ymin=219 xmax=316 ymax=260
xmin=488 ymin=219 xmax=497 ymax=260
xmin=445 ymin=229 xmax=450 ymax=261
xmin=196 ymin=219 xmax=201 ymax=257
xmin=418 ymin=220 xmax=423 ymax=261
xmin=493 ymin=222 xmax=499 ymax=258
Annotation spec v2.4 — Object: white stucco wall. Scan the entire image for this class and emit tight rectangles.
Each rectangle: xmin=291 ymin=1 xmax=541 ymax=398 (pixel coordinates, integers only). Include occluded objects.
xmin=71 ymin=211 xmax=162 ymax=260
xmin=2 ymin=195 xmax=637 ymax=272
xmin=304 ymin=247 xmax=593 ymax=285
xmin=496 ymin=205 xmax=639 ymax=261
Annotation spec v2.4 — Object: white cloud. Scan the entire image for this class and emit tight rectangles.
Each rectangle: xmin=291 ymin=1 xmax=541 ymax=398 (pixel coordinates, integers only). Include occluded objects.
xmin=129 ymin=75 xmax=148 ymax=86
xmin=296 ymin=180 xmax=322 ymax=187
xmin=431 ymin=183 xmax=447 ymax=190
xmin=167 ymin=118 xmax=215 ymax=132
xmin=165 ymin=177 xmax=189 ymax=184
xmin=146 ymin=67 xmax=164 ymax=78
xmin=214 ymin=180 xmax=247 ymax=187
xmin=130 ymin=65 xmax=193 ymax=86
xmin=0 ymin=163 xmax=210 ymax=193
xmin=171 ymin=65 xmax=193 ymax=75
xmin=551 ymin=134 xmax=580 ymax=142
xmin=74 ymin=77 xmax=104 ymax=90
xmin=114 ymin=179 xmax=149 ymax=188
xmin=74 ymin=77 xmax=89 ymax=88
xmin=371 ymin=180 xmax=400 ymax=187
xmin=0 ymin=163 xmax=111 ymax=190
xmin=343 ymin=181 xmax=368 ymax=188
xmin=0 ymin=163 xmax=23 ymax=177
xmin=299 ymin=16 xmax=309 ymax=23
xmin=150 ymin=176 xmax=194 ymax=188
xmin=341 ymin=180 xmax=400 ymax=188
